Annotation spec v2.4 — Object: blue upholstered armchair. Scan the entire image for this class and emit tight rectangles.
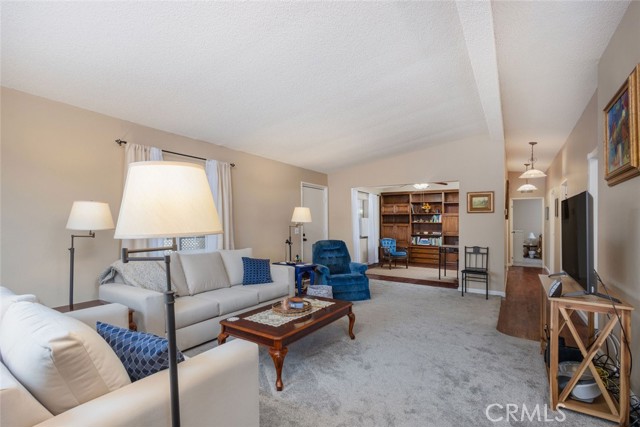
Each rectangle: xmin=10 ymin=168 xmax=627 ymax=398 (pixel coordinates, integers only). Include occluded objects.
xmin=379 ymin=238 xmax=408 ymax=269
xmin=312 ymin=240 xmax=371 ymax=301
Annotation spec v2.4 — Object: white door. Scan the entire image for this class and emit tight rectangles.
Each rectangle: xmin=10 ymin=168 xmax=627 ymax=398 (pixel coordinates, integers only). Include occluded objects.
xmin=512 ymin=229 xmax=525 ymax=264
xmin=301 ymin=183 xmax=328 ymax=262
xmin=511 ymin=198 xmax=544 ymax=266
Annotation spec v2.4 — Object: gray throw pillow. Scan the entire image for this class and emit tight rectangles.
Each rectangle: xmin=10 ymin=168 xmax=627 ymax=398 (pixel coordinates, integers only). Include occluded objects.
xmin=179 ymin=252 xmax=230 ymax=295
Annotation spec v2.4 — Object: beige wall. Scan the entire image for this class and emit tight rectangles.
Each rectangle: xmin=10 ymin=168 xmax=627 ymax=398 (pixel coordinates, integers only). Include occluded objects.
xmin=1 ymin=88 xmax=327 ymax=306
xmin=328 ymin=134 xmax=507 ymax=295
xmin=596 ymin=0 xmax=640 ymax=394
xmin=544 ymin=92 xmax=599 ymax=272
xmin=544 ymin=1 xmax=640 ymax=394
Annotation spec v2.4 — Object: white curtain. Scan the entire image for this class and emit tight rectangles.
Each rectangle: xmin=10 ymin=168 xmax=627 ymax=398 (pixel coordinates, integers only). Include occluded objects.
xmin=367 ymin=194 xmax=380 ymax=264
xmin=350 ymin=189 xmax=361 ymax=262
xmin=121 ymin=143 xmax=164 ymax=253
xmin=205 ymin=160 xmax=234 ymax=250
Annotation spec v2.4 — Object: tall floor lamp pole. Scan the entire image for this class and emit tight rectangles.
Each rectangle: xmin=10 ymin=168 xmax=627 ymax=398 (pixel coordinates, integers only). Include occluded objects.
xmin=120 ymin=242 xmax=180 ymax=426
xmin=68 ymin=232 xmax=94 ymax=307
xmin=66 ymin=201 xmax=114 ymax=308
xmin=114 ymin=162 xmax=222 ymax=427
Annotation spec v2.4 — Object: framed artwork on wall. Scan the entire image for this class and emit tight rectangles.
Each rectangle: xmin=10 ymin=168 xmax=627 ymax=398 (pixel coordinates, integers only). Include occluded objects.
xmin=467 ymin=191 xmax=494 ymax=213
xmin=603 ymin=64 xmax=639 ymax=186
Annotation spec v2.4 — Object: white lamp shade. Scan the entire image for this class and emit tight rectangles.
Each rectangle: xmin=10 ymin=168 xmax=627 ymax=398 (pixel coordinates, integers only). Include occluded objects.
xmin=528 ymin=232 xmax=537 ymax=240
xmin=519 ymin=168 xmax=547 ymax=179
xmin=291 ymin=207 xmax=312 ymax=224
xmin=517 ymin=183 xmax=538 ymax=193
xmin=114 ymin=161 xmax=222 ymax=239
xmin=66 ymin=201 xmax=114 ymax=231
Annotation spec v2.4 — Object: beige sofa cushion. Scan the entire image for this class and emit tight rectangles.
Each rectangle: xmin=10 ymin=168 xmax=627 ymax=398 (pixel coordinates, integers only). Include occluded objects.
xmin=219 ymin=248 xmax=253 ymax=286
xmin=174 ymin=296 xmax=220 ymax=329
xmin=193 ymin=288 xmax=259 ymax=316
xmin=0 ymin=363 xmax=52 ymax=426
xmin=247 ymin=281 xmax=290 ymax=303
xmin=169 ymin=252 xmax=190 ymax=297
xmin=0 ymin=302 xmax=130 ymax=415
xmin=179 ymin=252 xmax=230 ymax=295
xmin=0 ymin=286 xmax=38 ymax=323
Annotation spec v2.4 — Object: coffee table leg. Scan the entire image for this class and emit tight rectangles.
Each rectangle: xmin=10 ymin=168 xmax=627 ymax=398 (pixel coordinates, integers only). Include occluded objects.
xmin=348 ymin=309 xmax=356 ymax=340
xmin=268 ymin=346 xmax=288 ymax=391
xmin=217 ymin=326 xmax=229 ymax=345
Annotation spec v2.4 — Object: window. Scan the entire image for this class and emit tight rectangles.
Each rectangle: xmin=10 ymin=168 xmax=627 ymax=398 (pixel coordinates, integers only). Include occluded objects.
xmin=160 ymin=153 xmax=208 ymax=252
xmin=162 ymin=236 xmax=206 ymax=252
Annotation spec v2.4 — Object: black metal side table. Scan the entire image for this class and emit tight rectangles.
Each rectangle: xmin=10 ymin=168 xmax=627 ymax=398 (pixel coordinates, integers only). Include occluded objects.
xmin=438 ymin=245 xmax=459 ymax=280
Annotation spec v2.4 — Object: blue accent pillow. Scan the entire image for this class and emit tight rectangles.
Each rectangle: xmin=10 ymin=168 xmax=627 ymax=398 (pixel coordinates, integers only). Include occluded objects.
xmin=96 ymin=322 xmax=185 ymax=382
xmin=242 ymin=257 xmax=273 ymax=285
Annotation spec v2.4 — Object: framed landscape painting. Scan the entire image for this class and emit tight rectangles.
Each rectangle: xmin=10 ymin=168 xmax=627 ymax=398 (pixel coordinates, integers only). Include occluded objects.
xmin=604 ymin=64 xmax=639 ymax=186
xmin=467 ymin=191 xmax=494 ymax=213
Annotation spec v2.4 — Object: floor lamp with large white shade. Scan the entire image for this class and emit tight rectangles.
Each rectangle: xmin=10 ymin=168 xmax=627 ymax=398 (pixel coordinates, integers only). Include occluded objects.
xmin=66 ymin=201 xmax=114 ymax=308
xmin=114 ymin=161 xmax=222 ymax=427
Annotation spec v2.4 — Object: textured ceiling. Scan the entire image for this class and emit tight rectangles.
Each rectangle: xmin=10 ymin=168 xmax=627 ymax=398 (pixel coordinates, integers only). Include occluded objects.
xmin=0 ymin=1 xmax=630 ymax=173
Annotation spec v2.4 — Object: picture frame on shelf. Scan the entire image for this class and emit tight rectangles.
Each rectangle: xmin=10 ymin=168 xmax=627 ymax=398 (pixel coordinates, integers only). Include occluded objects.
xmin=467 ymin=191 xmax=494 ymax=213
xmin=603 ymin=64 xmax=639 ymax=186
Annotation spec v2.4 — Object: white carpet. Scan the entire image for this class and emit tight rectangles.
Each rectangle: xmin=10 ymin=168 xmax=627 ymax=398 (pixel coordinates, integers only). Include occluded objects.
xmin=186 ymin=280 xmax=609 ymax=426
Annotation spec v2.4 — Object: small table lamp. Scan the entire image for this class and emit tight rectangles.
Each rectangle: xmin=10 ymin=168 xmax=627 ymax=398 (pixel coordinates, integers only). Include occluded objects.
xmin=66 ymin=201 xmax=114 ymax=308
xmin=285 ymin=207 xmax=312 ymax=262
xmin=114 ymin=161 xmax=222 ymax=427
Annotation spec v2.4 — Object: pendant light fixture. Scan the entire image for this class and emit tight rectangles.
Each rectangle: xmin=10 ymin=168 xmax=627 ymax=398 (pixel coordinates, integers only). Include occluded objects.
xmin=517 ymin=163 xmax=538 ymax=193
xmin=519 ymin=141 xmax=546 ymax=179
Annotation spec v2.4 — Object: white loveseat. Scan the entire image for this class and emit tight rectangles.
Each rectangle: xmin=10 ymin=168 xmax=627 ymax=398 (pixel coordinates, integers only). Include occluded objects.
xmin=0 ymin=286 xmax=259 ymax=427
xmin=99 ymin=248 xmax=295 ymax=350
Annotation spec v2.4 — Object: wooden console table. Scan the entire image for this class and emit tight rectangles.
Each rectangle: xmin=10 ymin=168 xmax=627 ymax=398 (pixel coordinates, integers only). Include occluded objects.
xmin=539 ymin=275 xmax=633 ymax=426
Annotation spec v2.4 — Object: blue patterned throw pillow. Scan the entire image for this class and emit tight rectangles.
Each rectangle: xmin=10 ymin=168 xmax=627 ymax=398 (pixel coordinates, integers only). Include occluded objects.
xmin=242 ymin=257 xmax=273 ymax=285
xmin=96 ymin=322 xmax=185 ymax=382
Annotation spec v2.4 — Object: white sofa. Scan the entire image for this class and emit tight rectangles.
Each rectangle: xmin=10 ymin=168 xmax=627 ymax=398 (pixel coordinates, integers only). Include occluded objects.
xmin=99 ymin=248 xmax=295 ymax=350
xmin=0 ymin=286 xmax=259 ymax=427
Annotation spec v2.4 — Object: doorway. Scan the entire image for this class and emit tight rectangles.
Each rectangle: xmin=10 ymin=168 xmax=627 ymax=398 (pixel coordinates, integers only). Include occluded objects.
xmin=301 ymin=183 xmax=328 ymax=262
xmin=510 ymin=198 xmax=544 ymax=267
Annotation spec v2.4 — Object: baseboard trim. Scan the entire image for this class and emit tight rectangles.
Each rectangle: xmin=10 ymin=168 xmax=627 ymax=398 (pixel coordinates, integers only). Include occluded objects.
xmin=457 ymin=287 xmax=506 ymax=298
xmin=368 ymin=274 xmax=458 ymax=289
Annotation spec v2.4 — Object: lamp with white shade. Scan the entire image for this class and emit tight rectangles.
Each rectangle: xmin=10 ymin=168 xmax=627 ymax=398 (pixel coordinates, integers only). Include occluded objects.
xmin=285 ymin=207 xmax=312 ymax=262
xmin=114 ymin=161 xmax=222 ymax=427
xmin=519 ymin=142 xmax=547 ymax=179
xmin=66 ymin=201 xmax=114 ymax=308
xmin=517 ymin=163 xmax=538 ymax=193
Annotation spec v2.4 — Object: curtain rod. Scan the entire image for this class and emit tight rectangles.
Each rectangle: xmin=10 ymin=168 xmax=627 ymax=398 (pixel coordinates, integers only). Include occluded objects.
xmin=115 ymin=139 xmax=235 ymax=167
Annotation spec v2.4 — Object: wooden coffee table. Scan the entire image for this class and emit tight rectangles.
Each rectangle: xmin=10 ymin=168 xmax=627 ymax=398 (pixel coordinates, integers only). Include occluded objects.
xmin=217 ymin=296 xmax=355 ymax=391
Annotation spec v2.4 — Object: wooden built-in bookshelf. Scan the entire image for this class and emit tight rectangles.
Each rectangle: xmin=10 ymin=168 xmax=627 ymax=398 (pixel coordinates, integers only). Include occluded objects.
xmin=380 ymin=190 xmax=459 ymax=267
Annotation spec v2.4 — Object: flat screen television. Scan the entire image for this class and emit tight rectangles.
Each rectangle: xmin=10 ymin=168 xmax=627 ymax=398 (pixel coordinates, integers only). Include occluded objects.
xmin=561 ymin=191 xmax=595 ymax=294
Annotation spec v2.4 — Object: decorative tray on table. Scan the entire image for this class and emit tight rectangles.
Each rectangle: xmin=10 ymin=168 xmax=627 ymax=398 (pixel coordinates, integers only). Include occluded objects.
xmin=272 ymin=298 xmax=312 ymax=316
